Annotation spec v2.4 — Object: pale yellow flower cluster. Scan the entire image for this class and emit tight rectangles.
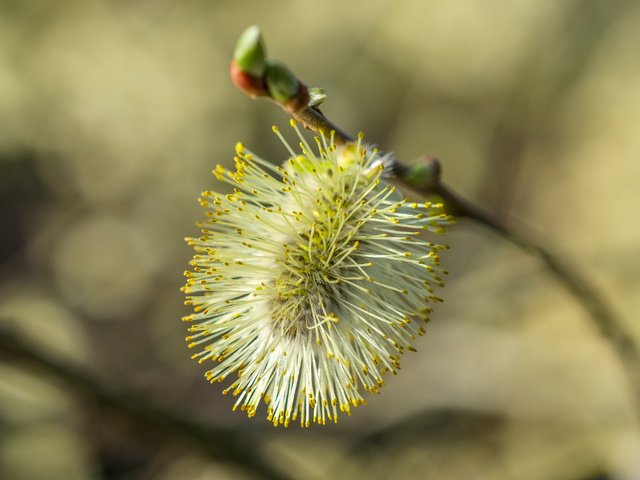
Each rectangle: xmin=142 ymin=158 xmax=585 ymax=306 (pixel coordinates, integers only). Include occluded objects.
xmin=183 ymin=123 xmax=451 ymax=426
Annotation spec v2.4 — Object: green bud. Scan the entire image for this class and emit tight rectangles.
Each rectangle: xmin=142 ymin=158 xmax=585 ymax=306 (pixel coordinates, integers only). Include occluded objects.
xmin=233 ymin=25 xmax=267 ymax=77
xmin=404 ymin=155 xmax=442 ymax=189
xmin=265 ymin=60 xmax=299 ymax=103
xmin=308 ymin=87 xmax=326 ymax=107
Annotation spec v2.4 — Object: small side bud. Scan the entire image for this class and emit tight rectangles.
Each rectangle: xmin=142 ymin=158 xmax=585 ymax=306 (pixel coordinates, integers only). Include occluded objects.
xmin=265 ymin=60 xmax=300 ymax=103
xmin=404 ymin=155 xmax=442 ymax=189
xmin=233 ymin=25 xmax=267 ymax=77
xmin=308 ymin=87 xmax=326 ymax=107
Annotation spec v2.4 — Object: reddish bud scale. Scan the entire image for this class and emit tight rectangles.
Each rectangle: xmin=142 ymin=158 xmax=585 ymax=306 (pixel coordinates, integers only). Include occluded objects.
xmin=230 ymin=60 xmax=269 ymax=98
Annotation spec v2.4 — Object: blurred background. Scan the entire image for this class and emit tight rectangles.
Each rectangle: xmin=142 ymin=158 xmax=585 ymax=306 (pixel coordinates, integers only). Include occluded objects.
xmin=1 ymin=0 xmax=640 ymax=479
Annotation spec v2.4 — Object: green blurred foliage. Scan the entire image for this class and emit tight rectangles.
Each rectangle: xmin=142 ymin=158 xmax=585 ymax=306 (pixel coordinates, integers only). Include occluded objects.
xmin=1 ymin=0 xmax=640 ymax=479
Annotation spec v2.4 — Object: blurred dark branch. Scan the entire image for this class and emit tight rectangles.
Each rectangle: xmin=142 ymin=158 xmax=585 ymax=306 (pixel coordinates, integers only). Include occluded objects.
xmin=349 ymin=409 xmax=504 ymax=455
xmin=229 ymin=25 xmax=640 ymax=413
xmin=338 ymin=408 xmax=612 ymax=480
xmin=0 ymin=327 xmax=292 ymax=480
xmin=323 ymin=409 xmax=504 ymax=480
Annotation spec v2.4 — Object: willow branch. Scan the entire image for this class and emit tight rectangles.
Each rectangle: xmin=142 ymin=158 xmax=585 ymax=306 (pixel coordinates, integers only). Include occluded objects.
xmin=0 ymin=328 xmax=291 ymax=480
xmin=229 ymin=25 xmax=640 ymax=408
xmin=393 ymin=164 xmax=640 ymax=404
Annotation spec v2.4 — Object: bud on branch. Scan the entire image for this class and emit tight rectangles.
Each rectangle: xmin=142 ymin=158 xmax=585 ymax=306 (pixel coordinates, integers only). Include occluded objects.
xmin=229 ymin=25 xmax=352 ymax=143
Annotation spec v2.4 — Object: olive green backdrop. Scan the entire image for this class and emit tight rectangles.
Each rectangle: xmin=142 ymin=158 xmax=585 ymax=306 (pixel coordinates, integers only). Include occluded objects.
xmin=1 ymin=1 xmax=639 ymax=479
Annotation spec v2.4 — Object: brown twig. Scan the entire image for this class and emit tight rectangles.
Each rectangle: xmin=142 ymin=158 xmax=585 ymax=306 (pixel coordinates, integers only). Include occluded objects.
xmin=446 ymin=187 xmax=640 ymax=388
xmin=0 ymin=328 xmax=292 ymax=480
xmin=229 ymin=26 xmax=640 ymax=411
xmin=392 ymin=167 xmax=640 ymax=404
